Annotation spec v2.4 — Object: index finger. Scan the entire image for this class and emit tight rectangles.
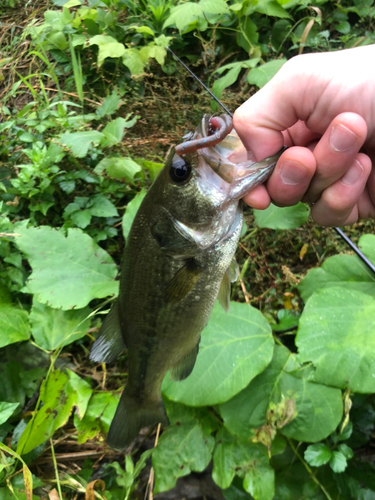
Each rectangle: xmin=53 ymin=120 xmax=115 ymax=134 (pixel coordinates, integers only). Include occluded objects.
xmin=233 ymin=58 xmax=314 ymax=160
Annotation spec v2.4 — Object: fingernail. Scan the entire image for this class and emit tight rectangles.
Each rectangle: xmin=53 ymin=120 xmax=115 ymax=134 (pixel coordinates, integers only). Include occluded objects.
xmin=340 ymin=160 xmax=363 ymax=185
xmin=280 ymin=161 xmax=307 ymax=185
xmin=330 ymin=124 xmax=358 ymax=152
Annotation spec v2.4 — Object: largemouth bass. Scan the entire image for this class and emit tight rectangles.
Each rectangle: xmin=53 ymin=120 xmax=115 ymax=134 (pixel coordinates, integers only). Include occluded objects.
xmin=90 ymin=114 xmax=283 ymax=449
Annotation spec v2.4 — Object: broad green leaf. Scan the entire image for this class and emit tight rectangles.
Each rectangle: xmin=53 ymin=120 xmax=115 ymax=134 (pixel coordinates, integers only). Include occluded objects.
xmin=122 ymin=48 xmax=145 ymax=75
xmin=14 ymin=225 xmax=118 ymax=310
xmin=74 ymin=392 xmax=119 ymax=443
xmin=200 ymin=0 xmax=230 ymax=14
xmin=220 ymin=345 xmax=343 ymax=443
xmin=298 ymin=254 xmax=375 ymax=301
xmin=88 ymin=194 xmax=118 ymax=217
xmin=0 ymin=402 xmax=19 ymax=425
xmin=140 ymin=44 xmax=167 ymax=66
xmin=212 ymin=428 xmax=274 ymax=500
xmin=304 ymin=443 xmax=332 ymax=467
xmin=70 ymin=209 xmax=92 ymax=228
xmin=89 ymin=35 xmax=126 ymax=67
xmin=164 ymin=399 xmax=220 ymax=434
xmin=254 ymin=202 xmax=309 ymax=229
xmin=101 ymin=117 xmax=128 ymax=146
xmin=30 ymin=300 xmax=90 ymax=351
xmin=96 ymin=91 xmax=122 ymax=118
xmin=153 ymin=419 xmax=214 ymax=493
xmin=247 ymin=59 xmax=286 ymax=88
xmin=248 ymin=0 xmax=291 ymax=18
xmin=122 ymin=190 xmax=147 ymax=240
xmin=163 ymin=3 xmax=203 ymax=30
xmin=162 ymin=302 xmax=274 ymax=406
xmin=0 ymin=305 xmax=29 ymax=348
xmin=358 ymin=234 xmax=375 ymax=263
xmin=60 ymin=130 xmax=103 ymax=157
xmin=17 ymin=369 xmax=92 ymax=455
xmin=271 ymin=309 xmax=300 ymax=332
xmin=329 ymin=450 xmax=347 ymax=473
xmin=212 ymin=65 xmax=243 ymax=100
xmin=296 ymin=287 xmax=375 ymax=393
xmin=95 ymin=156 xmax=141 ymax=181
xmin=142 ymin=160 xmax=163 ymax=182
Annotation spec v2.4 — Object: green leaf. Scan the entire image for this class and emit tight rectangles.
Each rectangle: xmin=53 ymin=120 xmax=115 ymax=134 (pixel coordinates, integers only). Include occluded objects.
xmin=220 ymin=345 xmax=343 ymax=443
xmin=122 ymin=48 xmax=146 ymax=75
xmin=70 ymin=209 xmax=92 ymax=228
xmin=30 ymin=300 xmax=90 ymax=351
xmin=163 ymin=3 xmax=204 ymax=30
xmin=142 ymin=160 xmax=163 ymax=182
xmin=122 ymin=190 xmax=147 ymax=240
xmin=153 ymin=419 xmax=214 ymax=493
xmin=212 ymin=65 xmax=243 ymax=100
xmin=89 ymin=35 xmax=126 ymax=67
xmin=212 ymin=428 xmax=274 ymax=500
xmin=74 ymin=392 xmax=119 ymax=443
xmin=96 ymin=91 xmax=122 ymax=118
xmin=14 ymin=225 xmax=118 ymax=310
xmin=358 ymin=234 xmax=375 ymax=264
xmin=60 ymin=130 xmax=103 ymax=157
xmin=329 ymin=450 xmax=347 ymax=473
xmin=88 ymin=194 xmax=118 ymax=217
xmin=338 ymin=443 xmax=354 ymax=459
xmin=101 ymin=117 xmax=129 ymax=146
xmin=296 ymin=287 xmax=375 ymax=393
xmin=0 ymin=402 xmax=19 ymax=425
xmin=254 ymin=202 xmax=309 ymax=229
xmin=298 ymin=254 xmax=375 ymax=302
xmin=247 ymin=59 xmax=286 ymax=88
xmin=162 ymin=301 xmax=274 ymax=406
xmin=95 ymin=156 xmax=141 ymax=182
xmin=17 ymin=369 xmax=92 ymax=455
xmin=200 ymin=0 xmax=230 ymax=14
xmin=271 ymin=309 xmax=300 ymax=332
xmin=0 ymin=305 xmax=30 ymax=348
xmin=248 ymin=0 xmax=291 ymax=18
xmin=304 ymin=443 xmax=332 ymax=467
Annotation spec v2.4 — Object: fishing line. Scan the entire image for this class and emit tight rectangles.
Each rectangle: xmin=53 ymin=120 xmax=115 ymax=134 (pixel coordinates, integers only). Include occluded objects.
xmin=168 ymin=47 xmax=375 ymax=275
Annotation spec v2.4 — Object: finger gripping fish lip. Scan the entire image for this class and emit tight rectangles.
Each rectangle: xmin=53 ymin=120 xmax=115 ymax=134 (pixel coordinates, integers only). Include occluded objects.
xmin=175 ymin=114 xmax=233 ymax=156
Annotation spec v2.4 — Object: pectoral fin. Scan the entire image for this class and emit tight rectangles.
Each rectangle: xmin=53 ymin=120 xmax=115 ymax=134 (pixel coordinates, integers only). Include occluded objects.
xmin=218 ymin=259 xmax=239 ymax=313
xmin=165 ymin=260 xmax=203 ymax=302
xmin=170 ymin=340 xmax=200 ymax=381
xmin=90 ymin=300 xmax=126 ymax=363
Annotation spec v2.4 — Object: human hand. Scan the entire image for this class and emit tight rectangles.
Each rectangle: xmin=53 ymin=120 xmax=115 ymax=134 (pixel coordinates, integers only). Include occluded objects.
xmin=233 ymin=45 xmax=375 ymax=226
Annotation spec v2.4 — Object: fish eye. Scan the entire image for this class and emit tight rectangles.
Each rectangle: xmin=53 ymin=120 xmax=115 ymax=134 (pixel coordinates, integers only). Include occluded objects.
xmin=170 ymin=157 xmax=192 ymax=183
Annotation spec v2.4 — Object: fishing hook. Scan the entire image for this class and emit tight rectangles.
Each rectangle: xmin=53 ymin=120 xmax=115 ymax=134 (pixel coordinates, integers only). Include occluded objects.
xmin=167 ymin=47 xmax=375 ymax=275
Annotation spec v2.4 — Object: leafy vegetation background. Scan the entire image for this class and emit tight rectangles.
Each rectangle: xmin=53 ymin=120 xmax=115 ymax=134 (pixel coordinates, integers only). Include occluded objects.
xmin=1 ymin=0 xmax=375 ymax=499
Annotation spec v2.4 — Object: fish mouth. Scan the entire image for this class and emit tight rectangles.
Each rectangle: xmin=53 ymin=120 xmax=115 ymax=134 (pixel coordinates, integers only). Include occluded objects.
xmin=196 ymin=114 xmax=270 ymax=185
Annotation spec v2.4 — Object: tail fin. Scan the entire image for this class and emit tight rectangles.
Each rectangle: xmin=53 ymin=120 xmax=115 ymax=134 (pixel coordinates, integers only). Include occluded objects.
xmin=107 ymin=389 xmax=170 ymax=449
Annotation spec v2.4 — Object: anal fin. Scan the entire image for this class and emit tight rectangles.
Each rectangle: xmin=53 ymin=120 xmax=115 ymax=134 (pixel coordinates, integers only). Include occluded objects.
xmin=170 ymin=340 xmax=200 ymax=381
xmin=90 ymin=300 xmax=126 ymax=363
xmin=165 ymin=260 xmax=203 ymax=302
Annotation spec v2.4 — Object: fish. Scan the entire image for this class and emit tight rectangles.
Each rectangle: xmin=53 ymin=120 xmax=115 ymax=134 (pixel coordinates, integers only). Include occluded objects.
xmin=90 ymin=114 xmax=283 ymax=449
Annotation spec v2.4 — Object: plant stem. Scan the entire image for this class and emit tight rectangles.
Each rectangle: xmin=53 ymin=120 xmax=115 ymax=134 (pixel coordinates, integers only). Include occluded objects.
xmin=50 ymin=438 xmax=63 ymax=500
xmin=287 ymin=438 xmax=333 ymax=500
